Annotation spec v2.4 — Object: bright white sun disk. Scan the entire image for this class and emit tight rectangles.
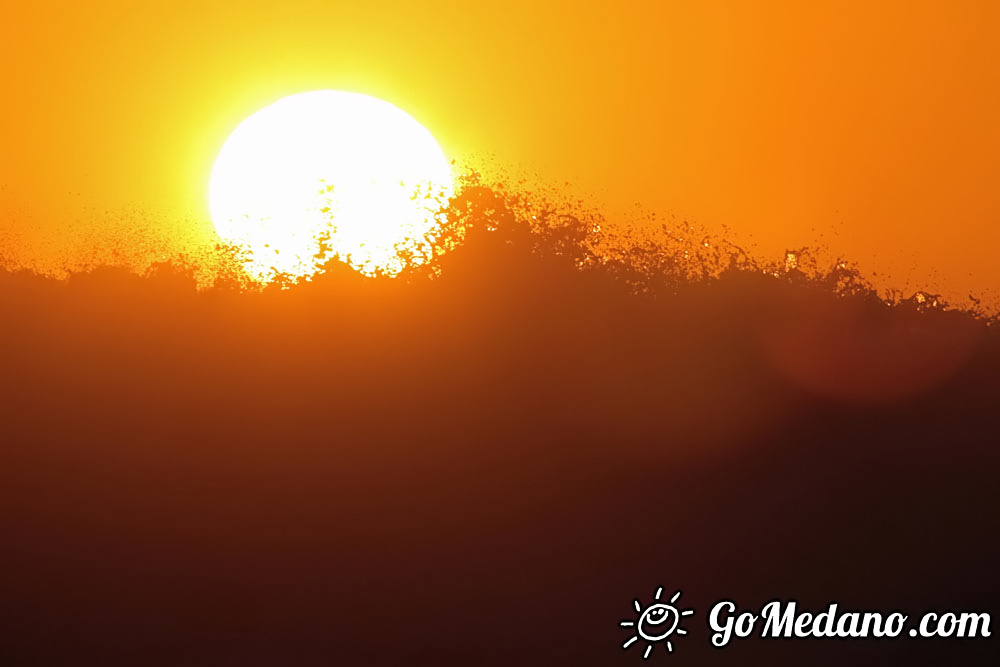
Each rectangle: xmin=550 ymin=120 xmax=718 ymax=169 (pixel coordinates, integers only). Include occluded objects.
xmin=209 ymin=91 xmax=453 ymax=279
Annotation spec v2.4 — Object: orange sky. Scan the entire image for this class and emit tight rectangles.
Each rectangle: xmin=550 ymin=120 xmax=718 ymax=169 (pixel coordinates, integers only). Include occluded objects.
xmin=2 ymin=1 xmax=998 ymax=303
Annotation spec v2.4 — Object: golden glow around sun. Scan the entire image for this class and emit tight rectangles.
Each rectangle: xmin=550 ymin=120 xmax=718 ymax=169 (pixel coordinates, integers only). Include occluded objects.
xmin=209 ymin=91 xmax=454 ymax=279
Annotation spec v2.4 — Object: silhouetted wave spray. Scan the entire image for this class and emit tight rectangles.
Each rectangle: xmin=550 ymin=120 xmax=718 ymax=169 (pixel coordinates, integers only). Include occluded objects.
xmin=0 ymin=174 xmax=996 ymax=665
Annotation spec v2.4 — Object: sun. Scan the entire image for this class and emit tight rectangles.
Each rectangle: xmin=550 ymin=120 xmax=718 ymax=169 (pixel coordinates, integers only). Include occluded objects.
xmin=620 ymin=588 xmax=694 ymax=660
xmin=209 ymin=90 xmax=454 ymax=280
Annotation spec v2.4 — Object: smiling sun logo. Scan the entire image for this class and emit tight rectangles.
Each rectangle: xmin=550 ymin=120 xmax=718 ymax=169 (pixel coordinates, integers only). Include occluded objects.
xmin=620 ymin=587 xmax=695 ymax=660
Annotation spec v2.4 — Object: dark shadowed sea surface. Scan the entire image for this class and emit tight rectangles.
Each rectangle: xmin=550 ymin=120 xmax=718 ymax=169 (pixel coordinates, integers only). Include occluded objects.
xmin=1 ymin=182 xmax=997 ymax=665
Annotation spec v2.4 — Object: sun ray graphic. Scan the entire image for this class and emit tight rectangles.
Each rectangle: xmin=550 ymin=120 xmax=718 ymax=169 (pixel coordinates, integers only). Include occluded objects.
xmin=620 ymin=588 xmax=694 ymax=660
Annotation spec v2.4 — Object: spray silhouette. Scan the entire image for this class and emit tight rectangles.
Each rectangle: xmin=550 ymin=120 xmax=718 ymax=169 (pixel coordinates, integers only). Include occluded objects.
xmin=0 ymin=180 xmax=996 ymax=665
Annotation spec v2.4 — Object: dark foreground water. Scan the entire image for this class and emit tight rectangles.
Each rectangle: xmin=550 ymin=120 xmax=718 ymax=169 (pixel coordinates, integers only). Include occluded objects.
xmin=1 ymin=193 xmax=997 ymax=665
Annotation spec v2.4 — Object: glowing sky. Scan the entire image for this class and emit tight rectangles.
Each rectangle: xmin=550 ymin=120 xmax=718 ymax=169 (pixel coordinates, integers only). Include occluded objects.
xmin=2 ymin=1 xmax=998 ymax=302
